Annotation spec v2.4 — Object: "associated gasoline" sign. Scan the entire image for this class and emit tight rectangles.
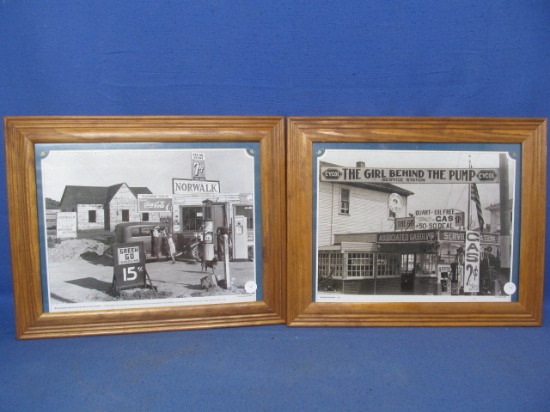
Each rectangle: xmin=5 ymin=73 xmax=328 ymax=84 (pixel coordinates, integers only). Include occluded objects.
xmin=113 ymin=242 xmax=146 ymax=291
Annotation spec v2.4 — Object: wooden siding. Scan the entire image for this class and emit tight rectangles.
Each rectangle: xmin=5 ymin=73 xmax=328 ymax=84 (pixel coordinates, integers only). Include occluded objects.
xmin=317 ymin=181 xmax=408 ymax=247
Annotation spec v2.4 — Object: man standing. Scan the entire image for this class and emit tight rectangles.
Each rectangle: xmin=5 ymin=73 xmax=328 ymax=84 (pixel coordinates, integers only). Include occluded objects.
xmin=151 ymin=226 xmax=160 ymax=258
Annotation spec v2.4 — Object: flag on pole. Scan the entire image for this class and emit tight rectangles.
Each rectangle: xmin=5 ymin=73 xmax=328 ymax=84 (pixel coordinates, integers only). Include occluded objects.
xmin=470 ymin=183 xmax=484 ymax=232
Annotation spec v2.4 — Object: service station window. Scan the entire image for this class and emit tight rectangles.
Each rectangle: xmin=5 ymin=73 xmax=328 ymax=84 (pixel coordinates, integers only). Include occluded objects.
xmin=142 ymin=213 xmax=149 ymax=222
xmin=88 ymin=210 xmax=96 ymax=223
xmin=180 ymin=206 xmax=203 ymax=231
xmin=121 ymin=209 xmax=130 ymax=222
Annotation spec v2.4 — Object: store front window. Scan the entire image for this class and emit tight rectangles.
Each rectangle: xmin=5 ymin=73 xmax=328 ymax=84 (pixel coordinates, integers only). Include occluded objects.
xmin=318 ymin=251 xmax=343 ymax=279
xmin=376 ymin=253 xmax=401 ymax=277
xmin=397 ymin=253 xmax=438 ymax=276
xmin=180 ymin=206 xmax=203 ymax=231
xmin=347 ymin=252 xmax=374 ymax=278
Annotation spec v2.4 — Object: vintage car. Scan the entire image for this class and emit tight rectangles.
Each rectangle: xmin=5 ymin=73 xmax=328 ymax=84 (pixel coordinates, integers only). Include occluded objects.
xmin=113 ymin=222 xmax=202 ymax=261
xmin=114 ymin=222 xmax=158 ymax=259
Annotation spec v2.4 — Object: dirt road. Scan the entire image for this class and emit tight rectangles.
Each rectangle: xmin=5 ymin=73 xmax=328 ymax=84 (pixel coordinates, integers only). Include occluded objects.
xmin=46 ymin=239 xmax=255 ymax=308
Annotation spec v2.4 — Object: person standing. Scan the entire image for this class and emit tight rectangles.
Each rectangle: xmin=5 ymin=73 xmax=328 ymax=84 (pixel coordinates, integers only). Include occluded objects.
xmin=166 ymin=231 xmax=178 ymax=263
xmin=159 ymin=227 xmax=168 ymax=257
xmin=151 ymin=226 xmax=160 ymax=258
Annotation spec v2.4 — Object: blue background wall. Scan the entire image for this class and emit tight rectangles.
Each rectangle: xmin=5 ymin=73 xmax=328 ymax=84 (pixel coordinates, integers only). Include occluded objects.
xmin=1 ymin=1 xmax=549 ymax=410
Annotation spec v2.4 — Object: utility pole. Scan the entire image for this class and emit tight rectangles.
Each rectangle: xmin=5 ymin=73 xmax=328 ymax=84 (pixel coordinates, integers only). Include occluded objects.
xmin=499 ymin=154 xmax=511 ymax=272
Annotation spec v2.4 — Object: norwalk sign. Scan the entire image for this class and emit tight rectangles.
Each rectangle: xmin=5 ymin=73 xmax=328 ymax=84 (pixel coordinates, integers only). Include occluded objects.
xmin=320 ymin=167 xmax=499 ymax=184
xmin=172 ymin=178 xmax=221 ymax=194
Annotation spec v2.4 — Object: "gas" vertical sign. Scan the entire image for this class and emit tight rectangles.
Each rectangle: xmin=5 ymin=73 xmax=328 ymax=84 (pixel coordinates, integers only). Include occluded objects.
xmin=464 ymin=231 xmax=480 ymax=293
xmin=113 ymin=242 xmax=146 ymax=291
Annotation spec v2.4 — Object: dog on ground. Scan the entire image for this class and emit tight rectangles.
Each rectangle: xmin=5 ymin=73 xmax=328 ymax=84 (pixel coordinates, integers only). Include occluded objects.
xmin=201 ymin=257 xmax=218 ymax=274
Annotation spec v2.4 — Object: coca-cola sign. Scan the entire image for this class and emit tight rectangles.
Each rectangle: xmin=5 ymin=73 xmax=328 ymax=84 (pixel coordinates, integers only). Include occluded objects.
xmin=137 ymin=195 xmax=173 ymax=212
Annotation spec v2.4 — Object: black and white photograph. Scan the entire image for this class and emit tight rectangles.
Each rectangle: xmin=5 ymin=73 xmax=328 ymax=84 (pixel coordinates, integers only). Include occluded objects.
xmin=315 ymin=146 xmax=519 ymax=303
xmin=36 ymin=143 xmax=259 ymax=312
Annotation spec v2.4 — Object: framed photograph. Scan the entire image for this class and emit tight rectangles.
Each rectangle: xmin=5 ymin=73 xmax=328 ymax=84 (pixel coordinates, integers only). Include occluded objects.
xmin=5 ymin=116 xmax=286 ymax=338
xmin=287 ymin=117 xmax=546 ymax=326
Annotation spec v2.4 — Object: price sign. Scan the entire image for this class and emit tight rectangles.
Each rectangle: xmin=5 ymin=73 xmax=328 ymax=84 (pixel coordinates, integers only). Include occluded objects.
xmin=112 ymin=242 xmax=146 ymax=291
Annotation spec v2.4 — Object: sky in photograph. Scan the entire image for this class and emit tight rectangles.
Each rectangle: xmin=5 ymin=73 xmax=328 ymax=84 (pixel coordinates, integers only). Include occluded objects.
xmin=38 ymin=145 xmax=256 ymax=201
xmin=318 ymin=149 xmax=516 ymax=215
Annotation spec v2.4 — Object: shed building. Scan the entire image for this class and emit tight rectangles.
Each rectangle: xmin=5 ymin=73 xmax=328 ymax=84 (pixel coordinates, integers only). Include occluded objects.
xmin=59 ymin=183 xmax=156 ymax=231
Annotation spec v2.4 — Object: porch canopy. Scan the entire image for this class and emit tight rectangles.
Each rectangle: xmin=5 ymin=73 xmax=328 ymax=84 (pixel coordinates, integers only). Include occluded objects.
xmin=333 ymin=230 xmax=467 ymax=255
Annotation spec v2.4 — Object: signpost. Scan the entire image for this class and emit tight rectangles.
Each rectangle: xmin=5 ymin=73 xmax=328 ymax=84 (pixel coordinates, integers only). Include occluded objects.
xmin=112 ymin=242 xmax=153 ymax=292
xmin=56 ymin=212 xmax=77 ymax=239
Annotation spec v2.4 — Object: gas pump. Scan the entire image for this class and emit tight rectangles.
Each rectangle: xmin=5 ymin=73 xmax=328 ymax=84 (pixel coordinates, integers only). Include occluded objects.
xmin=232 ymin=215 xmax=248 ymax=261
xmin=202 ymin=199 xmax=215 ymax=262
xmin=451 ymin=247 xmax=465 ymax=295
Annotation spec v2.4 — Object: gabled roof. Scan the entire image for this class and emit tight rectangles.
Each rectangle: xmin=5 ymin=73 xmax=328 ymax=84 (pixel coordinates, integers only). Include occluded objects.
xmin=60 ymin=185 xmax=109 ymax=206
xmin=129 ymin=187 xmax=153 ymax=197
xmin=105 ymin=183 xmax=125 ymax=204
xmin=319 ymin=161 xmax=414 ymax=197
xmin=59 ymin=183 xmax=152 ymax=206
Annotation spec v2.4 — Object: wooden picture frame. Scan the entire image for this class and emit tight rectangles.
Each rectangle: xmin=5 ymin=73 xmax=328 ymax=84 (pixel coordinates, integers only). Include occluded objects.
xmin=287 ymin=117 xmax=546 ymax=326
xmin=5 ymin=116 xmax=286 ymax=339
